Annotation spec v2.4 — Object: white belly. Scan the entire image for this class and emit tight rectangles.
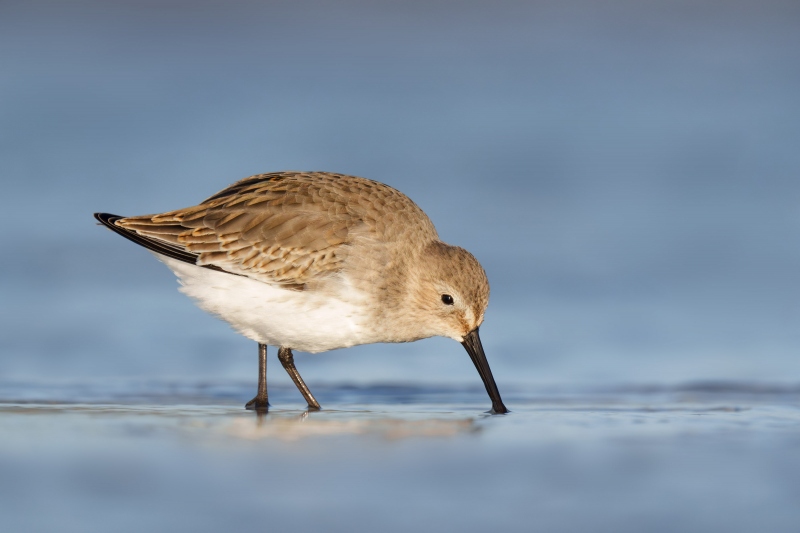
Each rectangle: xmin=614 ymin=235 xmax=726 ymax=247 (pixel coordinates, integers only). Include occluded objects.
xmin=157 ymin=254 xmax=375 ymax=353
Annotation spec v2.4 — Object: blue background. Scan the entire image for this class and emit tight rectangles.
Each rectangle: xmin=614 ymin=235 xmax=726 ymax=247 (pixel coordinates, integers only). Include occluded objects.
xmin=1 ymin=2 xmax=799 ymax=532
xmin=3 ymin=0 xmax=799 ymax=386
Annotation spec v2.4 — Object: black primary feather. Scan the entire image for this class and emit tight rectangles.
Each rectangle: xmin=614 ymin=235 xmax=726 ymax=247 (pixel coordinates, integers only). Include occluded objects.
xmin=93 ymin=212 xmax=235 ymax=275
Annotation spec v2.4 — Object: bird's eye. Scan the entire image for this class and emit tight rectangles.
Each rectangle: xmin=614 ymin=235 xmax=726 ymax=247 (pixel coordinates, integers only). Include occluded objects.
xmin=441 ymin=294 xmax=454 ymax=305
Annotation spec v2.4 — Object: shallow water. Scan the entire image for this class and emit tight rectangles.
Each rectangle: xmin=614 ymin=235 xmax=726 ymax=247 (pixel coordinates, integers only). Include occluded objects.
xmin=2 ymin=1 xmax=800 ymax=531
xmin=2 ymin=382 xmax=799 ymax=533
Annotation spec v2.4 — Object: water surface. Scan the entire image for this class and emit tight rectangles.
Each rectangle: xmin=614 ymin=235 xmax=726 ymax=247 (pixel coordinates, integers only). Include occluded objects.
xmin=1 ymin=1 xmax=799 ymax=531
xmin=2 ymin=382 xmax=799 ymax=533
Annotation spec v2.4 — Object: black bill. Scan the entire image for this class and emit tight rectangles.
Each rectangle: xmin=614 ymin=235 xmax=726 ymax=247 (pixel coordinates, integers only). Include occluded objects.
xmin=461 ymin=327 xmax=509 ymax=414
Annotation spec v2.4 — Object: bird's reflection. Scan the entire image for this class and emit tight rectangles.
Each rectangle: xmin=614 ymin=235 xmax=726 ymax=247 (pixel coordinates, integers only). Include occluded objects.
xmin=239 ymin=408 xmax=479 ymax=441
xmin=0 ymin=403 xmax=481 ymax=442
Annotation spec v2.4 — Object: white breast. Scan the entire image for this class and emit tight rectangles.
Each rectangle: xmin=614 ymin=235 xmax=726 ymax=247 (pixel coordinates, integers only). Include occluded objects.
xmin=156 ymin=254 xmax=376 ymax=353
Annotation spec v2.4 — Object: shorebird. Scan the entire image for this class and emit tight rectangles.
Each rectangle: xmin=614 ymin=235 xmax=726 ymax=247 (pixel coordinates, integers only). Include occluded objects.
xmin=95 ymin=171 xmax=508 ymax=414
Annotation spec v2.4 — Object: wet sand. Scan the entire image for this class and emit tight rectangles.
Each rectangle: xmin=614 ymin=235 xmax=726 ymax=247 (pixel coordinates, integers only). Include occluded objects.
xmin=1 ymin=382 xmax=798 ymax=533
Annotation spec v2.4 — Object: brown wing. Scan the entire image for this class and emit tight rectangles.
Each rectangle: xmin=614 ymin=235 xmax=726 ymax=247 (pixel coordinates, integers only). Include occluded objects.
xmin=113 ymin=172 xmax=437 ymax=289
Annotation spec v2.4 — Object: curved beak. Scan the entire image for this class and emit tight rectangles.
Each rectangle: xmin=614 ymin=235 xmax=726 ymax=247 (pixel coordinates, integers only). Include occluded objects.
xmin=461 ymin=327 xmax=509 ymax=414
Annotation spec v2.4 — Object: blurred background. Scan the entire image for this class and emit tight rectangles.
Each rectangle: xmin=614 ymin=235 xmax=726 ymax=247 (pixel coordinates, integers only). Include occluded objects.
xmin=2 ymin=0 xmax=799 ymax=387
xmin=2 ymin=2 xmax=800 ymax=533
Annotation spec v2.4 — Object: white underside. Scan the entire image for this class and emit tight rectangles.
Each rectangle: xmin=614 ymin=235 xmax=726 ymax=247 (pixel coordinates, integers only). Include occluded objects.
xmin=156 ymin=254 xmax=376 ymax=353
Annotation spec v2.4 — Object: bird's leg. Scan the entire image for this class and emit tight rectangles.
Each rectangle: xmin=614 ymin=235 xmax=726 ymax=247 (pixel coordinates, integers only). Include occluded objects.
xmin=245 ymin=343 xmax=269 ymax=412
xmin=277 ymin=346 xmax=321 ymax=410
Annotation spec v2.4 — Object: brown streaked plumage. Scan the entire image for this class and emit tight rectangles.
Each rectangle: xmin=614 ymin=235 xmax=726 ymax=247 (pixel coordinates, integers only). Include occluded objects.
xmin=117 ymin=172 xmax=437 ymax=289
xmin=95 ymin=171 xmax=508 ymax=414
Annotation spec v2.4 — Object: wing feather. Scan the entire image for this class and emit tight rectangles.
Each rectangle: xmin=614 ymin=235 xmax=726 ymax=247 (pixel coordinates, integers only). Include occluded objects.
xmin=110 ymin=171 xmax=438 ymax=289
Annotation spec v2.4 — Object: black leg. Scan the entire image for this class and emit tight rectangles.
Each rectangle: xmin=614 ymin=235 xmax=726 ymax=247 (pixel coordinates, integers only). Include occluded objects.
xmin=277 ymin=346 xmax=321 ymax=410
xmin=245 ymin=343 xmax=269 ymax=412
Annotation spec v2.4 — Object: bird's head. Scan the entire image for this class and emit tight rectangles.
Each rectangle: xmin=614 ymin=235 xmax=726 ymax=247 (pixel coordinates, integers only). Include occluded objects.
xmin=410 ymin=241 xmax=508 ymax=414
xmin=410 ymin=241 xmax=490 ymax=341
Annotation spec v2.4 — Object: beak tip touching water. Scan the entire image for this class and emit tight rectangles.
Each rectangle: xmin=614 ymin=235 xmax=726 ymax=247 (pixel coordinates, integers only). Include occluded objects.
xmin=461 ymin=328 xmax=509 ymax=415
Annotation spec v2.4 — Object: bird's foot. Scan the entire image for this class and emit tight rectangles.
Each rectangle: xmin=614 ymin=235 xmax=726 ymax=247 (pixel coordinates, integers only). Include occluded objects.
xmin=245 ymin=396 xmax=269 ymax=412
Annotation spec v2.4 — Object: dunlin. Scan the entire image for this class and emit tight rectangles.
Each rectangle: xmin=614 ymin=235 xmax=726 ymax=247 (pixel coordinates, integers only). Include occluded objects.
xmin=95 ymin=172 xmax=508 ymax=414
